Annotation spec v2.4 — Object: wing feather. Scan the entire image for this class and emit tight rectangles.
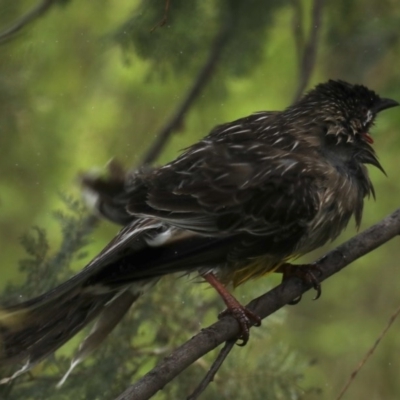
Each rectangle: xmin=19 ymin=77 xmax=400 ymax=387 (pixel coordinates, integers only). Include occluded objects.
xmin=127 ymin=112 xmax=321 ymax=240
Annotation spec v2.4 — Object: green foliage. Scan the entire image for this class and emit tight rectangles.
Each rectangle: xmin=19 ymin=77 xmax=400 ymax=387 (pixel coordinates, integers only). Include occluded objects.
xmin=324 ymin=0 xmax=400 ymax=80
xmin=1 ymin=196 xmax=98 ymax=304
xmin=115 ymin=0 xmax=288 ymax=78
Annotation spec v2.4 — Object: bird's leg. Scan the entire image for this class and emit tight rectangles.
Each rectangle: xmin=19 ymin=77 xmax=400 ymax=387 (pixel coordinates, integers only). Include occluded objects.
xmin=276 ymin=263 xmax=323 ymax=304
xmin=202 ymin=272 xmax=261 ymax=346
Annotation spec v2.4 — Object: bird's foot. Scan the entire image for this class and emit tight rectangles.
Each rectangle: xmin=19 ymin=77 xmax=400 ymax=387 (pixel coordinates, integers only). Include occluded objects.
xmin=203 ymin=272 xmax=261 ymax=346
xmin=278 ymin=263 xmax=322 ymax=304
xmin=218 ymin=304 xmax=261 ymax=346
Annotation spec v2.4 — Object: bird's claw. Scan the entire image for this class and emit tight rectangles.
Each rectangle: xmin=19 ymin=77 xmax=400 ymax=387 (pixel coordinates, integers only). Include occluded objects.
xmin=280 ymin=263 xmax=323 ymax=304
xmin=218 ymin=306 xmax=262 ymax=346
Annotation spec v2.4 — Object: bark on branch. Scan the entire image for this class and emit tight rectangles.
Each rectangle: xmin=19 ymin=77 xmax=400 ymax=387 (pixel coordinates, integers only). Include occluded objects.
xmin=140 ymin=23 xmax=231 ymax=165
xmin=0 ymin=0 xmax=57 ymax=45
xmin=292 ymin=0 xmax=325 ymax=103
xmin=116 ymin=208 xmax=400 ymax=400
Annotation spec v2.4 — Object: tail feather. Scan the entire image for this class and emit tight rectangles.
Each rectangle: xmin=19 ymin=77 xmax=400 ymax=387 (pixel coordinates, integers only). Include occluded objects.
xmin=0 ymin=272 xmax=159 ymax=384
xmin=0 ymin=285 xmax=114 ymax=369
xmin=0 ymin=212 xmax=235 ymax=384
xmin=0 ymin=219 xmax=167 ymax=384
xmin=57 ymin=287 xmax=145 ymax=387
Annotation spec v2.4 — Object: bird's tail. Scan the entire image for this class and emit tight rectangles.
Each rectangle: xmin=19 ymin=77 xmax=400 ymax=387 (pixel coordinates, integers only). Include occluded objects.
xmin=0 ymin=275 xmax=153 ymax=384
xmin=0 ymin=214 xmax=228 ymax=384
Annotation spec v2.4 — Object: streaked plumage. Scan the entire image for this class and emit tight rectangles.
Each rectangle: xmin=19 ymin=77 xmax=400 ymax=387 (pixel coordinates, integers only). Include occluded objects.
xmin=0 ymin=80 xmax=398 ymax=384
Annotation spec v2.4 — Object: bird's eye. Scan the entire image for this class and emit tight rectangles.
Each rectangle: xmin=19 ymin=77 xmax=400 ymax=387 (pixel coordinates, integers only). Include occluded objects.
xmin=361 ymin=106 xmax=368 ymax=115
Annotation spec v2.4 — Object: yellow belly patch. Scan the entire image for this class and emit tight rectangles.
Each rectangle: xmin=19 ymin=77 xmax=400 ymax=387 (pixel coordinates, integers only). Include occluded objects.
xmin=230 ymin=254 xmax=300 ymax=287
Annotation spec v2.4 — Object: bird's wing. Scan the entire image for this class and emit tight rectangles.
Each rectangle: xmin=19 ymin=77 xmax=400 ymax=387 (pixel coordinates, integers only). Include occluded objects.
xmin=127 ymin=114 xmax=321 ymax=240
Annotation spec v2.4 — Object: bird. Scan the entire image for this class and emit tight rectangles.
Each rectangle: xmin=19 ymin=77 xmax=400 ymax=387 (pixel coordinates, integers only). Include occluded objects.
xmin=0 ymin=80 xmax=398 ymax=385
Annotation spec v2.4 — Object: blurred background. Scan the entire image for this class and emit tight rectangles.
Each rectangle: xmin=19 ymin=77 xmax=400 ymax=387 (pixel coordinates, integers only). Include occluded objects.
xmin=0 ymin=0 xmax=400 ymax=399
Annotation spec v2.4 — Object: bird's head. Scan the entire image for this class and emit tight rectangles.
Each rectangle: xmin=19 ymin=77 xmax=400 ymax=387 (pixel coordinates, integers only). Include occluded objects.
xmin=307 ymin=80 xmax=398 ymax=143
xmin=295 ymin=80 xmax=398 ymax=173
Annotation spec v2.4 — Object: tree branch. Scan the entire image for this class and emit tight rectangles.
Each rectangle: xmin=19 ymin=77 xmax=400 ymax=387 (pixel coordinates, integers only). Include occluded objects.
xmin=186 ymin=340 xmax=235 ymax=400
xmin=115 ymin=207 xmax=400 ymax=400
xmin=0 ymin=0 xmax=57 ymax=45
xmin=140 ymin=23 xmax=232 ymax=165
xmin=150 ymin=0 xmax=171 ymax=33
xmin=292 ymin=0 xmax=325 ymax=103
xmin=290 ymin=0 xmax=305 ymax=66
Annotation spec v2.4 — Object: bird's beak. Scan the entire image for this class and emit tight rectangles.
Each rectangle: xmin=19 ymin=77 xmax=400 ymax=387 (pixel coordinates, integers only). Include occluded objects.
xmin=374 ymin=98 xmax=399 ymax=113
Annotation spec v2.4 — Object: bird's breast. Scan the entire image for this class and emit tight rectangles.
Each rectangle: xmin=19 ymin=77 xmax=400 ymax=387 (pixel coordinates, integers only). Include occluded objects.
xmin=298 ymin=168 xmax=364 ymax=254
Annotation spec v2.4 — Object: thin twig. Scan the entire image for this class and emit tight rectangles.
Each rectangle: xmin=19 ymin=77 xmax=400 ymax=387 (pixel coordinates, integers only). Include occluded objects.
xmin=115 ymin=208 xmax=400 ymax=400
xmin=292 ymin=0 xmax=325 ymax=103
xmin=335 ymin=304 xmax=400 ymax=400
xmin=290 ymin=0 xmax=305 ymax=65
xmin=0 ymin=0 xmax=57 ymax=45
xmin=187 ymin=340 xmax=235 ymax=400
xmin=150 ymin=0 xmax=171 ymax=32
xmin=141 ymin=22 xmax=232 ymax=165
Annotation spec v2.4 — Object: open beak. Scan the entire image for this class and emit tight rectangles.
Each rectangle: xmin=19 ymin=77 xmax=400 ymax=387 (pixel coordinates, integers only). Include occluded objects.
xmin=373 ymin=98 xmax=399 ymax=113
